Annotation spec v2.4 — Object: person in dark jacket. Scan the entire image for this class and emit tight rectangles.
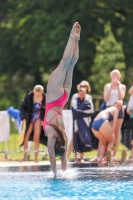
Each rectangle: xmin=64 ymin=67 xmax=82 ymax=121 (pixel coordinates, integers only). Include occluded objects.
xmin=20 ymin=85 xmax=47 ymax=162
xmin=71 ymin=88 xmax=94 ymax=163
xmin=67 ymin=80 xmax=94 ymax=160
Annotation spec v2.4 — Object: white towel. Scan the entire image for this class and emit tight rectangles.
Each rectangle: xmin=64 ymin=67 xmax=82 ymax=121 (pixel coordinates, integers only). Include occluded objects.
xmin=0 ymin=111 xmax=10 ymax=142
xmin=62 ymin=110 xmax=73 ymax=145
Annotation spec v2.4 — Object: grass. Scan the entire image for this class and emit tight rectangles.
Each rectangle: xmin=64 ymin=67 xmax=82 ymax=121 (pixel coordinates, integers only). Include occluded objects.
xmin=0 ymin=133 xmax=131 ymax=161
xmin=69 ymin=142 xmax=130 ymax=161
xmin=0 ymin=133 xmax=48 ymax=161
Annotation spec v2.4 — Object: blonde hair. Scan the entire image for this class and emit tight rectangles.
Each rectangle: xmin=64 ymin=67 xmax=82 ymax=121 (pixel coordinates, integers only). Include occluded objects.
xmin=33 ymin=85 xmax=44 ymax=92
xmin=77 ymin=80 xmax=91 ymax=92
xmin=110 ymin=69 xmax=122 ymax=79
xmin=114 ymin=100 xmax=122 ymax=107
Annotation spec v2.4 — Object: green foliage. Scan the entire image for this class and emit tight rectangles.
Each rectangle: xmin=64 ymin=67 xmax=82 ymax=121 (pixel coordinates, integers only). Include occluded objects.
xmin=0 ymin=1 xmax=133 ymax=109
xmin=90 ymin=23 xmax=125 ymax=96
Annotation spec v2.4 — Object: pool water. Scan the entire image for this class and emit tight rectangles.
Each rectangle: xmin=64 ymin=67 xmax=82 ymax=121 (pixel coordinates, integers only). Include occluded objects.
xmin=0 ymin=167 xmax=133 ymax=200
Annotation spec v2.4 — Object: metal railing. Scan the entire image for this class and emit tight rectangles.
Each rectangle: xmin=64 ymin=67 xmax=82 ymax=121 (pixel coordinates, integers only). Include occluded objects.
xmin=0 ymin=120 xmax=48 ymax=160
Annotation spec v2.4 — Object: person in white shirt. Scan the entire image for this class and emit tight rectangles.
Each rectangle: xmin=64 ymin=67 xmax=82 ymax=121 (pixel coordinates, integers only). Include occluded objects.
xmin=103 ymin=69 xmax=126 ymax=160
xmin=129 ymin=85 xmax=133 ymax=95
xmin=127 ymin=89 xmax=133 ymax=161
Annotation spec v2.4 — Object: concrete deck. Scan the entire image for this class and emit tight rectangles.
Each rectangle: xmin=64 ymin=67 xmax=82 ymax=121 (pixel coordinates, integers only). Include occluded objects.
xmin=0 ymin=161 xmax=98 ymax=168
xmin=0 ymin=161 xmax=133 ymax=173
xmin=0 ymin=161 xmax=51 ymax=167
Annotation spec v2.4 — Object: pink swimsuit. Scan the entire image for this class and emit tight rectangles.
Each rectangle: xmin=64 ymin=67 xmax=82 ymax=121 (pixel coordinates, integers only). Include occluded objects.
xmin=43 ymin=91 xmax=68 ymax=130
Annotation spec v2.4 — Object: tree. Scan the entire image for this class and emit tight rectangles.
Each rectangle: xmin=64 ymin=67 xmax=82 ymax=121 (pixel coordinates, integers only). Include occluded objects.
xmin=0 ymin=0 xmax=133 ymax=109
xmin=90 ymin=23 xmax=125 ymax=97
xmin=0 ymin=0 xmax=107 ymax=108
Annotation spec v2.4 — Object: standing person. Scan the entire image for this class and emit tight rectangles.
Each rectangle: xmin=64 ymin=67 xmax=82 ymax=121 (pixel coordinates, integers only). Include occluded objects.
xmin=127 ymin=93 xmax=133 ymax=119
xmin=71 ymin=88 xmax=94 ymax=163
xmin=43 ymin=22 xmax=81 ymax=178
xmin=127 ymin=93 xmax=133 ymax=160
xmin=20 ymin=85 xmax=47 ymax=162
xmin=103 ymin=69 xmax=126 ymax=160
xmin=91 ymin=101 xmax=122 ymax=162
xmin=67 ymin=80 xmax=94 ymax=159
xmin=71 ymin=80 xmax=94 ymax=107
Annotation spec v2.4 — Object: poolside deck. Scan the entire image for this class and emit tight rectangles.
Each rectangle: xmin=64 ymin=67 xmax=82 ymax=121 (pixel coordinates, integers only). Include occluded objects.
xmin=0 ymin=161 xmax=133 ymax=175
xmin=0 ymin=160 xmax=98 ymax=168
xmin=0 ymin=161 xmax=99 ymax=173
xmin=0 ymin=160 xmax=133 ymax=172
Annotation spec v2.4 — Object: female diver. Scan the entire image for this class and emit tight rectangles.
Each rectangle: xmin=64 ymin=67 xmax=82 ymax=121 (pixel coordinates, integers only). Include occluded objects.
xmin=43 ymin=22 xmax=81 ymax=178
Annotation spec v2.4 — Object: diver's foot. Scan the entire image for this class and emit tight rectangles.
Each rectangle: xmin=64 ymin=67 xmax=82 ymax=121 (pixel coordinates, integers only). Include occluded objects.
xmin=35 ymin=159 xmax=39 ymax=163
xmin=61 ymin=171 xmax=67 ymax=179
xmin=76 ymin=23 xmax=81 ymax=39
xmin=53 ymin=173 xmax=57 ymax=179
xmin=71 ymin=22 xmax=80 ymax=40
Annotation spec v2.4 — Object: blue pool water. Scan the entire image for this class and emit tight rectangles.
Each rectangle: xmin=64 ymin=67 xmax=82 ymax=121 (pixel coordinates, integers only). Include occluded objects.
xmin=0 ymin=167 xmax=133 ymax=200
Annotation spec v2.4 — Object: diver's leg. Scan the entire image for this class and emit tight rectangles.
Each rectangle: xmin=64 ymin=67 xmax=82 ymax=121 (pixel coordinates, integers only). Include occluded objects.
xmin=63 ymin=39 xmax=79 ymax=97
xmin=61 ymin=142 xmax=67 ymax=172
xmin=46 ymin=125 xmax=57 ymax=178
xmin=46 ymin=22 xmax=80 ymax=102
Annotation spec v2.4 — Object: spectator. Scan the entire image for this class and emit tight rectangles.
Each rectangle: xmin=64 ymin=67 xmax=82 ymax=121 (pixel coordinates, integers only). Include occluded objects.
xmin=129 ymin=85 xmax=133 ymax=95
xmin=71 ymin=88 xmax=94 ymax=163
xmin=127 ymin=93 xmax=133 ymax=118
xmin=71 ymin=80 xmax=94 ymax=108
xmin=91 ymin=100 xmax=122 ymax=162
xmin=127 ymin=92 xmax=133 ymax=160
xmin=20 ymin=85 xmax=47 ymax=162
xmin=67 ymin=80 xmax=94 ymax=160
xmin=103 ymin=69 xmax=126 ymax=160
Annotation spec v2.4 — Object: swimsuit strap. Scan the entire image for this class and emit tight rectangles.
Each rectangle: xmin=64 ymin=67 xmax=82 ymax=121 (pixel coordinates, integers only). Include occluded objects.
xmin=48 ymin=113 xmax=59 ymax=123
xmin=51 ymin=108 xmax=63 ymax=116
xmin=108 ymin=112 xmax=113 ymax=122
xmin=46 ymin=108 xmax=63 ymax=124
